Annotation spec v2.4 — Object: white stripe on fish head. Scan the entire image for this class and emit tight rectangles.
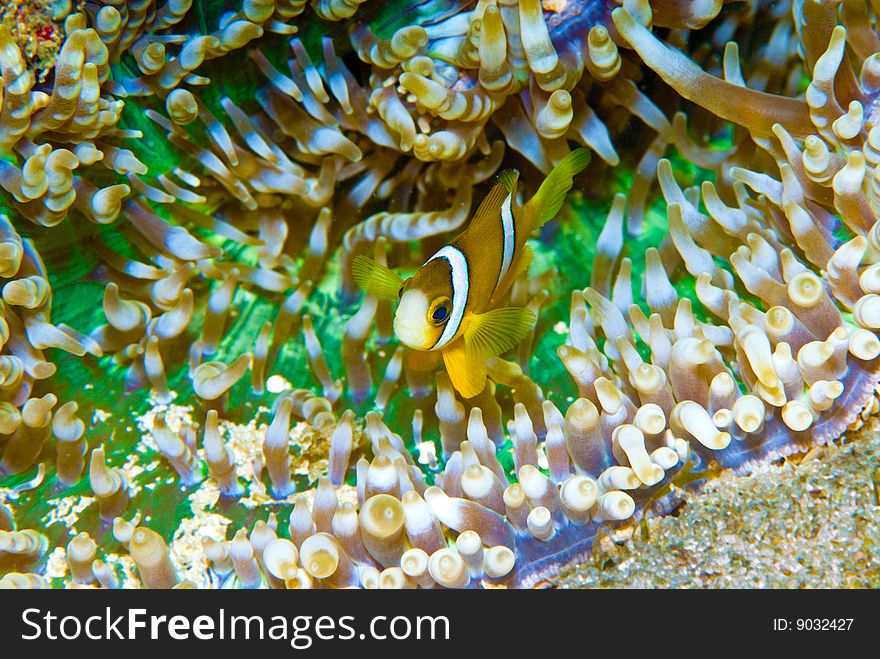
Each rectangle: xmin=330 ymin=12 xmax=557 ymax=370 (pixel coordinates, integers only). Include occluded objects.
xmin=427 ymin=245 xmax=468 ymax=350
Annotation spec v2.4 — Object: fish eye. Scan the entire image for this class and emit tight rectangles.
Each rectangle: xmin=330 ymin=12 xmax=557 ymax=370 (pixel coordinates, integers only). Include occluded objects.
xmin=430 ymin=297 xmax=451 ymax=325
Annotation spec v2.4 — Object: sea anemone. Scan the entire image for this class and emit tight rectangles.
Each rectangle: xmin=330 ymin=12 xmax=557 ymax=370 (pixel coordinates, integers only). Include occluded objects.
xmin=2 ymin=0 xmax=880 ymax=590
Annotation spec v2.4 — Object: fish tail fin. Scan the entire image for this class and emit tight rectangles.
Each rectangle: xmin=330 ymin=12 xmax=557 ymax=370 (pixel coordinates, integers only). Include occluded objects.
xmin=351 ymin=255 xmax=404 ymax=300
xmin=526 ymin=148 xmax=591 ymax=229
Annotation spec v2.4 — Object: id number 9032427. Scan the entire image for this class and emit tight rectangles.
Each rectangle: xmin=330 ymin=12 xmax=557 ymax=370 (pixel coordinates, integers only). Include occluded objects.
xmin=773 ymin=619 xmax=854 ymax=631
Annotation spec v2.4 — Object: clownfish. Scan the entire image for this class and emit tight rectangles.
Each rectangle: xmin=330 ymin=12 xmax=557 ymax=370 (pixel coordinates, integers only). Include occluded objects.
xmin=353 ymin=148 xmax=591 ymax=398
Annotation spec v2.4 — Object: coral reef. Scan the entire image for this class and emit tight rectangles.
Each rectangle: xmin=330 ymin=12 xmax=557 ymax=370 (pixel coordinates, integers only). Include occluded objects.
xmin=2 ymin=0 xmax=880 ymax=590
xmin=0 ymin=0 xmax=67 ymax=83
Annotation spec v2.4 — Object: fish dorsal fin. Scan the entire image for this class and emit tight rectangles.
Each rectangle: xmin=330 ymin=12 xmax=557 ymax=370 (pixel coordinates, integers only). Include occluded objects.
xmin=526 ymin=148 xmax=591 ymax=229
xmin=442 ymin=340 xmax=488 ymax=399
xmin=464 ymin=306 xmax=536 ymax=364
xmin=352 ymin=255 xmax=404 ymax=300
xmin=496 ymin=169 xmax=520 ymax=193
xmin=467 ymin=182 xmax=509 ymax=233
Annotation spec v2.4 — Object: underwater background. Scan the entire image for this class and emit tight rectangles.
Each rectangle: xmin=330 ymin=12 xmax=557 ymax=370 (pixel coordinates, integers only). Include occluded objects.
xmin=1 ymin=0 xmax=880 ymax=589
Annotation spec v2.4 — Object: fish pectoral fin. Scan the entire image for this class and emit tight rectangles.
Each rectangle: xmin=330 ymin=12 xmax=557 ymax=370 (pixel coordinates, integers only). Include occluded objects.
xmin=527 ymin=148 xmax=591 ymax=229
xmin=407 ymin=349 xmax=442 ymax=371
xmin=351 ymin=255 xmax=404 ymax=300
xmin=464 ymin=306 xmax=537 ymax=363
xmin=442 ymin=342 xmax=488 ymax=399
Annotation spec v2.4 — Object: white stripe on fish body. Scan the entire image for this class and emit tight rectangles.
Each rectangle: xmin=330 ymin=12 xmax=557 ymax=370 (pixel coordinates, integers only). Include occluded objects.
xmin=427 ymin=245 xmax=469 ymax=350
xmin=495 ymin=193 xmax=516 ymax=293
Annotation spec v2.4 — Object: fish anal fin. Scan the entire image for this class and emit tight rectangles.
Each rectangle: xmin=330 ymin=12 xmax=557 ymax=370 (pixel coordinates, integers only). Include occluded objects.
xmin=526 ymin=148 xmax=591 ymax=229
xmin=442 ymin=341 xmax=488 ymax=399
xmin=464 ymin=306 xmax=537 ymax=364
xmin=352 ymin=255 xmax=404 ymax=300
xmin=407 ymin=349 xmax=442 ymax=371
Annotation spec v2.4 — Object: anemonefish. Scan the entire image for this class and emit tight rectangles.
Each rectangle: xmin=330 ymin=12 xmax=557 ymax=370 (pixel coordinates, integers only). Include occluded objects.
xmin=353 ymin=148 xmax=591 ymax=399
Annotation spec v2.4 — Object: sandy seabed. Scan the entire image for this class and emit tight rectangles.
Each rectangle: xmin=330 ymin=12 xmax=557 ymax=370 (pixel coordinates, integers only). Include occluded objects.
xmin=555 ymin=424 xmax=880 ymax=589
